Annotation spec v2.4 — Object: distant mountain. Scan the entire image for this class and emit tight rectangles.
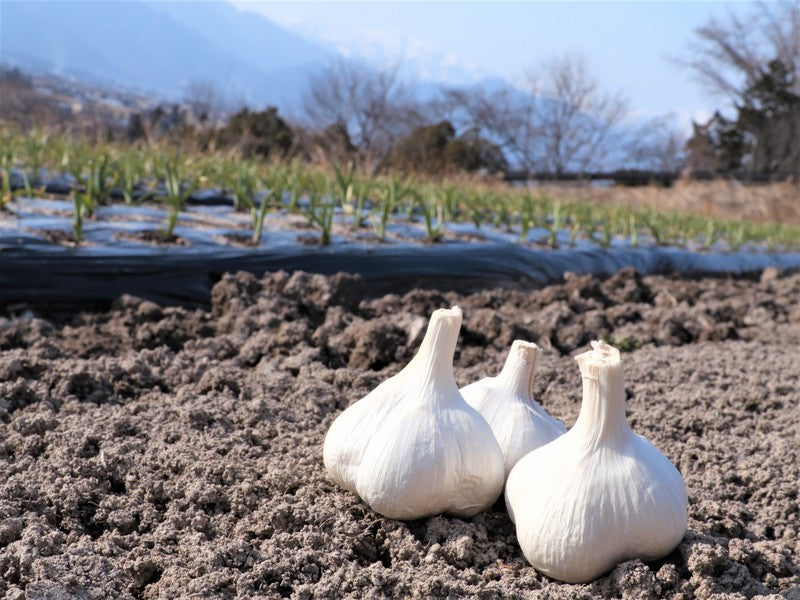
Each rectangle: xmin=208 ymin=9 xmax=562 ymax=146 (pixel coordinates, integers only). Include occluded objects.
xmin=0 ymin=0 xmax=333 ymax=108
xmin=145 ymin=1 xmax=329 ymax=75
xmin=0 ymin=2 xmax=670 ymax=170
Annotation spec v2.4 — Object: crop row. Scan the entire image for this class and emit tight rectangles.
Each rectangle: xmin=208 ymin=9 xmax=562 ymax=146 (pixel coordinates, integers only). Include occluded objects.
xmin=2 ymin=129 xmax=799 ymax=251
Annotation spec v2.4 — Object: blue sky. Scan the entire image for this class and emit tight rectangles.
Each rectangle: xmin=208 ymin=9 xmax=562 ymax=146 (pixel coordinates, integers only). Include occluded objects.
xmin=234 ymin=0 xmax=758 ymax=130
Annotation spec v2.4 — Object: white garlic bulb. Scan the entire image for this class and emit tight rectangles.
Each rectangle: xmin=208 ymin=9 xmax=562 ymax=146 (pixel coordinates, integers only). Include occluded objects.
xmin=505 ymin=340 xmax=688 ymax=583
xmin=460 ymin=340 xmax=566 ymax=477
xmin=323 ymin=306 xmax=505 ymax=520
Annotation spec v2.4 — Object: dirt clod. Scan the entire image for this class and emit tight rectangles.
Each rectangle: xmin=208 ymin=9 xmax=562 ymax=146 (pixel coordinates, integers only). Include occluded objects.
xmin=1 ymin=269 xmax=799 ymax=599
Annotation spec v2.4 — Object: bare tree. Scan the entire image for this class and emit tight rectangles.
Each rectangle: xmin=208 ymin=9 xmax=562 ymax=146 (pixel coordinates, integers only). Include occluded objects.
xmin=529 ymin=54 xmax=628 ymax=174
xmin=439 ymin=85 xmax=539 ymax=171
xmin=183 ymin=79 xmax=228 ymax=123
xmin=442 ymin=54 xmax=628 ymax=174
xmin=683 ymin=0 xmax=800 ymax=178
xmin=301 ymin=59 xmax=422 ymax=169
xmin=684 ymin=0 xmax=799 ymax=104
xmin=625 ymin=116 xmax=686 ymax=172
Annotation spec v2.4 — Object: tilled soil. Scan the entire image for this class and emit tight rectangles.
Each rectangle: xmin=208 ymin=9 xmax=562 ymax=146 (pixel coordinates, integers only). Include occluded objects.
xmin=0 ymin=267 xmax=798 ymax=599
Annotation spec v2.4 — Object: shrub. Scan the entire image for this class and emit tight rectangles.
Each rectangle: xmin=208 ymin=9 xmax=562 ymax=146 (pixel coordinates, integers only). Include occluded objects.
xmin=213 ymin=107 xmax=294 ymax=159
xmin=386 ymin=121 xmax=507 ymax=174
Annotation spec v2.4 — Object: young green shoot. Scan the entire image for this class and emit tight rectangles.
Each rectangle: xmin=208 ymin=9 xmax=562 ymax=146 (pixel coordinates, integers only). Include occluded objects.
xmin=230 ymin=162 xmax=260 ymax=215
xmin=370 ymin=176 xmax=406 ymax=241
xmin=333 ymin=161 xmax=355 ymax=206
xmin=547 ymin=201 xmax=565 ymax=248
xmin=419 ymin=189 xmax=444 ymax=242
xmin=305 ymin=179 xmax=336 ymax=245
xmin=118 ymin=152 xmax=144 ymax=205
xmin=24 ymin=130 xmax=47 ymax=187
xmin=728 ymin=223 xmax=746 ymax=252
xmin=252 ymin=169 xmax=286 ymax=245
xmin=598 ymin=212 xmax=613 ymax=248
xmin=643 ymin=212 xmax=664 ymax=245
xmin=519 ymin=193 xmax=535 ymax=244
xmin=628 ymin=214 xmax=639 ymax=248
xmin=159 ymin=155 xmax=198 ymax=239
xmin=69 ymin=150 xmax=118 ymax=242
xmin=351 ymin=179 xmax=372 ymax=229
xmin=464 ymin=191 xmax=486 ymax=229
xmin=569 ymin=214 xmax=581 ymax=247
xmin=286 ymin=162 xmax=305 ymax=212
xmin=0 ymin=152 xmax=12 ymax=209
xmin=0 ymin=134 xmax=20 ymax=209
xmin=441 ymin=185 xmax=459 ymax=222
xmin=69 ymin=150 xmax=117 ymax=217
xmin=498 ymin=195 xmax=513 ymax=232
xmin=703 ymin=218 xmax=717 ymax=250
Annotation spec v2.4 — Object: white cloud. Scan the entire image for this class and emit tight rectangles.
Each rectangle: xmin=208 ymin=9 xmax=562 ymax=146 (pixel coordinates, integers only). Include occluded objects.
xmin=441 ymin=51 xmax=460 ymax=68
xmin=254 ymin=12 xmax=487 ymax=85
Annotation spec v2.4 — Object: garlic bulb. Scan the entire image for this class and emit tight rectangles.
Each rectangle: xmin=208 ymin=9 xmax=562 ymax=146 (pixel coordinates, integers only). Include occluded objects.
xmin=460 ymin=340 xmax=566 ymax=477
xmin=505 ymin=340 xmax=688 ymax=583
xmin=323 ymin=306 xmax=505 ymax=520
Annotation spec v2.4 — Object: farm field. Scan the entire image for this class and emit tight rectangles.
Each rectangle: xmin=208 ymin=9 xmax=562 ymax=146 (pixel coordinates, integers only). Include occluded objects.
xmin=3 ymin=132 xmax=800 ymax=310
xmin=4 ymin=132 xmax=800 ymax=317
xmin=2 ymin=0 xmax=800 ymax=596
xmin=2 ymin=126 xmax=800 ymax=599
xmin=2 ymin=131 xmax=800 ymax=253
xmin=0 ymin=268 xmax=798 ymax=598
xmin=5 ymin=0 xmax=800 ymax=593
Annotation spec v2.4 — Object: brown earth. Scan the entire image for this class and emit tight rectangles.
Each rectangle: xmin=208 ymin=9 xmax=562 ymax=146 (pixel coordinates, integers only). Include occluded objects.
xmin=1 ymin=267 xmax=799 ymax=599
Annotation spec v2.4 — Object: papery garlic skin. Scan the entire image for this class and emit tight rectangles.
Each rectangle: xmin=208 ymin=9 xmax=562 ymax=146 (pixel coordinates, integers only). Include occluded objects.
xmin=505 ymin=341 xmax=688 ymax=584
xmin=460 ymin=340 xmax=566 ymax=477
xmin=323 ymin=306 xmax=505 ymax=520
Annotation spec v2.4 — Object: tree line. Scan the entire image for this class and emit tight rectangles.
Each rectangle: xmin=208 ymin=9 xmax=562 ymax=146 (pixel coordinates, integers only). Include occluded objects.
xmin=162 ymin=53 xmax=684 ymax=181
xmin=185 ymin=0 xmax=800 ymax=182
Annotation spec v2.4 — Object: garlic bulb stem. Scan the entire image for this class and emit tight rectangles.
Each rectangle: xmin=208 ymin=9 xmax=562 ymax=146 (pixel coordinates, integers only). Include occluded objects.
xmin=460 ymin=340 xmax=566 ymax=478
xmin=406 ymin=307 xmax=462 ymax=389
xmin=497 ymin=340 xmax=538 ymax=398
xmin=572 ymin=341 xmax=628 ymax=446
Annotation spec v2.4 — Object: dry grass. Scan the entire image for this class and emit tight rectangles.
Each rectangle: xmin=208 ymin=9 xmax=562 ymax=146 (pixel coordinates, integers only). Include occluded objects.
xmin=524 ymin=179 xmax=800 ymax=227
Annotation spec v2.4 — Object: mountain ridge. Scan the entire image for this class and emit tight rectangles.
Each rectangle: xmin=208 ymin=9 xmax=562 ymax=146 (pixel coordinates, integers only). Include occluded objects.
xmin=0 ymin=0 xmax=332 ymax=106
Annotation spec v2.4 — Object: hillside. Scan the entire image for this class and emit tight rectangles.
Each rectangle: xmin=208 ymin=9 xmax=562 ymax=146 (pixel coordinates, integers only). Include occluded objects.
xmin=0 ymin=0 xmax=331 ymax=106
